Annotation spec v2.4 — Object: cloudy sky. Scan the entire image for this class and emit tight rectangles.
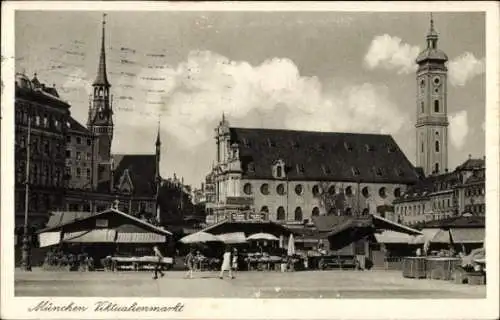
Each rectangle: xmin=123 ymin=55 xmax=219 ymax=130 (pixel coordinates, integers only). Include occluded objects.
xmin=15 ymin=10 xmax=486 ymax=187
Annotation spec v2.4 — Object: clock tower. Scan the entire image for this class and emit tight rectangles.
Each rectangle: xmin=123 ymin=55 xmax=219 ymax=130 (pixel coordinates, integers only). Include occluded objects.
xmin=88 ymin=14 xmax=114 ymax=188
xmin=415 ymin=15 xmax=449 ymax=176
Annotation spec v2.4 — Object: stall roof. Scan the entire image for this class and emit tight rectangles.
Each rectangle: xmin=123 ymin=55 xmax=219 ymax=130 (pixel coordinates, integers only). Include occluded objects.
xmin=38 ymin=208 xmax=172 ymax=236
xmin=449 ymin=228 xmax=484 ymax=243
xmin=374 ymin=230 xmax=414 ymax=244
xmin=200 ymin=219 xmax=293 ymax=236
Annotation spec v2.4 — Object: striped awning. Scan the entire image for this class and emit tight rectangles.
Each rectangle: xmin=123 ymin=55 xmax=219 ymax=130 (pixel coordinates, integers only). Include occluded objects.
xmin=116 ymin=232 xmax=166 ymax=243
xmin=431 ymin=229 xmax=453 ymax=243
xmin=63 ymin=229 xmax=116 ymax=243
xmin=217 ymin=232 xmax=247 ymax=244
xmin=39 ymin=232 xmax=61 ymax=247
xmin=449 ymin=228 xmax=484 ymax=243
xmin=374 ymin=230 xmax=414 ymax=244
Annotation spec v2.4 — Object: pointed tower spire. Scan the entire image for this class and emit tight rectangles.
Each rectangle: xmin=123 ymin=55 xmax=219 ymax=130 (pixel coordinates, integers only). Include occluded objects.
xmin=426 ymin=12 xmax=439 ymax=49
xmin=155 ymin=116 xmax=161 ymax=147
xmin=93 ymin=13 xmax=110 ymax=87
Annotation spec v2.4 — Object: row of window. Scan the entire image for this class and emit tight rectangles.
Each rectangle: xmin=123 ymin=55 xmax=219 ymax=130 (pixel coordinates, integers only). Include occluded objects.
xmin=15 ymin=108 xmax=66 ymax=132
xmin=419 ymin=100 xmax=441 ymax=113
xmin=465 ymin=204 xmax=486 ymax=214
xmin=420 ymin=140 xmax=441 ymax=153
xmin=241 ymin=138 xmax=397 ymax=154
xmin=242 ymin=182 xmax=401 ymax=199
xmin=261 ymin=205 xmax=368 ymax=221
xmin=15 ymin=162 xmax=63 ymax=187
xmin=66 ymin=150 xmax=92 ymax=161
xmin=465 ymin=186 xmax=485 ymax=197
xmin=67 ymin=135 xmax=92 ymax=146
xmin=397 ymin=198 xmax=454 ymax=216
xmin=16 ymin=135 xmax=64 ymax=159
xmin=66 ymin=167 xmax=92 ymax=180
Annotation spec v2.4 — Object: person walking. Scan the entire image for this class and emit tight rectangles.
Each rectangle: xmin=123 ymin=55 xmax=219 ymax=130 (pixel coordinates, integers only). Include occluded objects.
xmin=184 ymin=249 xmax=195 ymax=279
xmin=219 ymin=247 xmax=234 ymax=279
xmin=152 ymin=245 xmax=165 ymax=280
xmin=231 ymin=248 xmax=239 ymax=276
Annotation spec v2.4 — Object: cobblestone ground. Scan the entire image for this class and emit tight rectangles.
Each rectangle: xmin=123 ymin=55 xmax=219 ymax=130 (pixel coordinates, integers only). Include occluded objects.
xmin=15 ymin=269 xmax=486 ymax=298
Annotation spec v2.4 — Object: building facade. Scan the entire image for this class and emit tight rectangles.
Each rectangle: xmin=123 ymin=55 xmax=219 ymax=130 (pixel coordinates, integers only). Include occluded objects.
xmin=394 ymin=157 xmax=485 ymax=226
xmin=65 ymin=117 xmax=94 ymax=190
xmin=415 ymin=17 xmax=449 ymax=176
xmin=14 ymin=73 xmax=70 ymax=228
xmin=208 ymin=116 xmax=418 ymax=225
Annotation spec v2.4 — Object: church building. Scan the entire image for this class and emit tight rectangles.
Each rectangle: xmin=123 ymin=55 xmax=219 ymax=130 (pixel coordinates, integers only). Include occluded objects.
xmin=62 ymin=15 xmax=162 ymax=222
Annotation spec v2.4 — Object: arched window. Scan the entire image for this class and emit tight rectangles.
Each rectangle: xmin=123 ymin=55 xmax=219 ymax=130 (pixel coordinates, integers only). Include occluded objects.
xmin=312 ymin=185 xmax=321 ymax=197
xmin=421 ymin=142 xmax=424 ymax=153
xmin=379 ymin=187 xmax=387 ymax=198
xmin=243 ymin=183 xmax=252 ymax=195
xmin=435 ymin=140 xmax=440 ymax=152
xmin=362 ymin=208 xmax=369 ymax=215
xmin=394 ymin=188 xmax=401 ymax=198
xmin=294 ymin=207 xmax=303 ymax=221
xmin=434 ymin=100 xmax=439 ymax=112
xmin=362 ymin=187 xmax=370 ymax=198
xmin=345 ymin=186 xmax=353 ymax=196
xmin=295 ymin=184 xmax=303 ymax=195
xmin=260 ymin=206 xmax=269 ymax=213
xmin=312 ymin=207 xmax=320 ymax=217
xmin=435 ymin=162 xmax=439 ymax=174
xmin=328 ymin=185 xmax=336 ymax=195
xmin=260 ymin=183 xmax=270 ymax=195
xmin=276 ymin=166 xmax=282 ymax=178
xmin=277 ymin=207 xmax=285 ymax=221
xmin=276 ymin=183 xmax=285 ymax=195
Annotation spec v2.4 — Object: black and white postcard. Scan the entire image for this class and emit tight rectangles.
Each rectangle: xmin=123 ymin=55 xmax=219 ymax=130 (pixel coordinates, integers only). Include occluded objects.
xmin=1 ymin=1 xmax=499 ymax=320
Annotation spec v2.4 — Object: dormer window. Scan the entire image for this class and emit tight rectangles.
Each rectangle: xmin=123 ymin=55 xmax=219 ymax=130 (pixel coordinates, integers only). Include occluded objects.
xmin=242 ymin=138 xmax=251 ymax=148
xmin=365 ymin=144 xmax=374 ymax=152
xmin=291 ymin=141 xmax=299 ymax=149
xmin=296 ymin=164 xmax=305 ymax=174
xmin=374 ymin=167 xmax=383 ymax=176
xmin=351 ymin=167 xmax=360 ymax=176
xmin=344 ymin=142 xmax=353 ymax=151
xmin=267 ymin=138 xmax=276 ymax=147
xmin=247 ymin=162 xmax=255 ymax=173
xmin=395 ymin=168 xmax=405 ymax=177
xmin=272 ymin=159 xmax=286 ymax=179
xmin=322 ymin=164 xmax=331 ymax=175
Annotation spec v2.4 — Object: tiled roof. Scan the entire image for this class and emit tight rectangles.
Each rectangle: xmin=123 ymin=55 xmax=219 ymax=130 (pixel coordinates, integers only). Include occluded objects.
xmin=112 ymin=154 xmax=157 ymax=196
xmin=229 ymin=128 xmax=418 ymax=183
xmin=394 ymin=171 xmax=461 ymax=203
xmin=67 ymin=117 xmax=91 ymax=134
xmin=464 ymin=175 xmax=485 ymax=185
xmin=456 ymin=158 xmax=485 ymax=171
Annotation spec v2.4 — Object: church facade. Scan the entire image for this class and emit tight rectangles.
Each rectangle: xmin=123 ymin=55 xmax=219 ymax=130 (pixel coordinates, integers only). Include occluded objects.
xmin=208 ymin=116 xmax=419 ymax=225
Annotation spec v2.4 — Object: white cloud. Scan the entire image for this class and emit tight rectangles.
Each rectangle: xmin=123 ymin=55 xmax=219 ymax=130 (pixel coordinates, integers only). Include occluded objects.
xmin=449 ymin=110 xmax=469 ymax=149
xmin=116 ymin=50 xmax=406 ymax=149
xmin=364 ymin=34 xmax=420 ymax=74
xmin=448 ymin=52 xmax=485 ymax=86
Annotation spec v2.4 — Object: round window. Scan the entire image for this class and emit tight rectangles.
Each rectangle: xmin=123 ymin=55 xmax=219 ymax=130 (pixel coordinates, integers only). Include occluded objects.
xmin=362 ymin=187 xmax=370 ymax=198
xmin=243 ymin=183 xmax=252 ymax=195
xmin=295 ymin=184 xmax=303 ymax=195
xmin=276 ymin=183 xmax=285 ymax=195
xmin=345 ymin=186 xmax=353 ymax=196
xmin=379 ymin=187 xmax=387 ymax=198
xmin=433 ymin=76 xmax=441 ymax=86
xmin=260 ymin=183 xmax=270 ymax=195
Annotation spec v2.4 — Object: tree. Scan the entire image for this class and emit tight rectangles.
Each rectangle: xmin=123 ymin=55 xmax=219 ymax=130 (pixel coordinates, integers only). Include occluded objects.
xmin=317 ymin=182 xmax=346 ymax=215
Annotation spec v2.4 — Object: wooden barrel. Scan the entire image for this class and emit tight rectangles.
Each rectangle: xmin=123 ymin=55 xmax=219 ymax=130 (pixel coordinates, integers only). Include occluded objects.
xmin=402 ymin=257 xmax=427 ymax=278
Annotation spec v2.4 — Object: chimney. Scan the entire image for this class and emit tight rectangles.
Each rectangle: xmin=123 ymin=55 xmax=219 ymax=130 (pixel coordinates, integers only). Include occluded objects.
xmin=468 ymin=154 xmax=472 ymax=160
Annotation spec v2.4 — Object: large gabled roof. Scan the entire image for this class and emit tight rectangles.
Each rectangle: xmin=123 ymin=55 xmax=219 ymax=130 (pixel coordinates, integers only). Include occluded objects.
xmin=67 ymin=116 xmax=91 ymax=135
xmin=229 ymin=127 xmax=418 ymax=184
xmin=38 ymin=208 xmax=171 ymax=235
xmin=113 ymin=154 xmax=157 ymax=196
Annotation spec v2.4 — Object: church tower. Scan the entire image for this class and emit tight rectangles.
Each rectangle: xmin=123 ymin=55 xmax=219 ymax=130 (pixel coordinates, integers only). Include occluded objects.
xmin=88 ymin=14 xmax=114 ymax=187
xmin=415 ymin=15 xmax=449 ymax=176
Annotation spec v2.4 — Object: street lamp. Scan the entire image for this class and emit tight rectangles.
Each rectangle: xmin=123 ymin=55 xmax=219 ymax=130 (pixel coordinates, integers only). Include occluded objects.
xmin=21 ymin=115 xmax=32 ymax=271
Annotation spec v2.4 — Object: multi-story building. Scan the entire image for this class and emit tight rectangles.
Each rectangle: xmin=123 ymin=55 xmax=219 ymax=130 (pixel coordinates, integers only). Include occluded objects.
xmin=394 ymin=157 xmax=485 ymax=226
xmin=208 ymin=115 xmax=418 ymax=225
xmin=14 ymin=73 xmax=69 ymax=229
xmin=65 ymin=117 xmax=94 ymax=189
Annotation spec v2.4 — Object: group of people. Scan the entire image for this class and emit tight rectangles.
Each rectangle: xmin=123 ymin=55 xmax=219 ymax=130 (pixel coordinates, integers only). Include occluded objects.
xmin=184 ymin=247 xmax=238 ymax=279
xmin=151 ymin=245 xmax=238 ymax=280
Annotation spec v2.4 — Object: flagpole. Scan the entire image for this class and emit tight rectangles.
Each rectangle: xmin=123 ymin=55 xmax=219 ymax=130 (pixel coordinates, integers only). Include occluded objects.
xmin=21 ymin=115 xmax=32 ymax=271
